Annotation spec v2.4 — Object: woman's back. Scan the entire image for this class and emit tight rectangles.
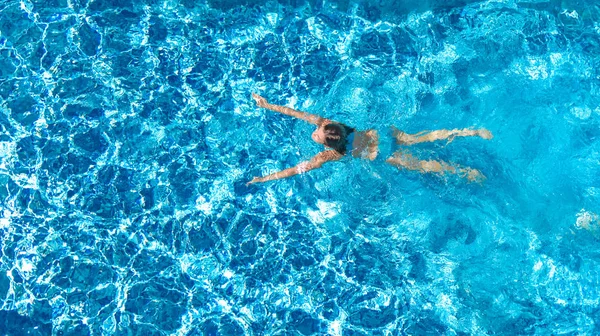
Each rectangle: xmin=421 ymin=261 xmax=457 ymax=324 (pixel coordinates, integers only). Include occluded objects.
xmin=348 ymin=130 xmax=379 ymax=160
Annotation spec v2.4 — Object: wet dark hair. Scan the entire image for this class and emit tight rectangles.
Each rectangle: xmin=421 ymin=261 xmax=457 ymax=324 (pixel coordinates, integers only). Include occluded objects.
xmin=323 ymin=123 xmax=355 ymax=154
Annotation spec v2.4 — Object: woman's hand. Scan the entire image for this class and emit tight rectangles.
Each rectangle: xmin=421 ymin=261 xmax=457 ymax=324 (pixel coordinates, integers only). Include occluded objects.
xmin=252 ymin=93 xmax=268 ymax=108
xmin=246 ymin=176 xmax=264 ymax=186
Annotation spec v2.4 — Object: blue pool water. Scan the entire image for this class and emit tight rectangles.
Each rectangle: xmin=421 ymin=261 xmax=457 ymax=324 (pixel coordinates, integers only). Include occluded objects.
xmin=2 ymin=0 xmax=600 ymax=334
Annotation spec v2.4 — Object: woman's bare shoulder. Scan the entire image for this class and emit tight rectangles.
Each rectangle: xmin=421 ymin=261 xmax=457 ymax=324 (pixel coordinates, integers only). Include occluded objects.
xmin=357 ymin=129 xmax=379 ymax=139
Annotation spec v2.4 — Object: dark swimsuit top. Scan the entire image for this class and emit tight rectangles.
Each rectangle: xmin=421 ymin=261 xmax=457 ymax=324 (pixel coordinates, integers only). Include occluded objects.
xmin=345 ymin=132 xmax=355 ymax=154
xmin=341 ymin=125 xmax=355 ymax=155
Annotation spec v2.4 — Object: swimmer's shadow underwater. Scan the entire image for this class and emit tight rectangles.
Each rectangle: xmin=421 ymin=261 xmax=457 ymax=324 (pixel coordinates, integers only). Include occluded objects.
xmin=245 ymin=93 xmax=493 ymax=187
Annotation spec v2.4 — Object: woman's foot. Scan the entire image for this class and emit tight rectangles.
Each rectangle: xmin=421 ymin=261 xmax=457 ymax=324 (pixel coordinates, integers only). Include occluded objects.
xmin=462 ymin=168 xmax=486 ymax=183
xmin=476 ymin=129 xmax=493 ymax=140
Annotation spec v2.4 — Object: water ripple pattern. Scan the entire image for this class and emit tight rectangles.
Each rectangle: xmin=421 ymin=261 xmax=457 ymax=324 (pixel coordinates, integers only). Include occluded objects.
xmin=1 ymin=0 xmax=600 ymax=334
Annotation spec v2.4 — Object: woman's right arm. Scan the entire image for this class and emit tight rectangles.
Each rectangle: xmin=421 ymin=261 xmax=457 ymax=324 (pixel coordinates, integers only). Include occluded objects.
xmin=252 ymin=93 xmax=327 ymax=126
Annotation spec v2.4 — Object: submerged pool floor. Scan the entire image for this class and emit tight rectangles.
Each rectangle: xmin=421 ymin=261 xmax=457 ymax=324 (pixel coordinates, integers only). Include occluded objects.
xmin=1 ymin=0 xmax=600 ymax=334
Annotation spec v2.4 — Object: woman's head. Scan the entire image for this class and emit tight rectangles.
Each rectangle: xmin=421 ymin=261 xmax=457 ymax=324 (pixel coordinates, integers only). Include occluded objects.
xmin=311 ymin=123 xmax=351 ymax=154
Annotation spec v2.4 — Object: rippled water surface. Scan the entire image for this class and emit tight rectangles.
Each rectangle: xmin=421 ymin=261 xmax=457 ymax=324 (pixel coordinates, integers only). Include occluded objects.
xmin=2 ymin=0 xmax=600 ymax=334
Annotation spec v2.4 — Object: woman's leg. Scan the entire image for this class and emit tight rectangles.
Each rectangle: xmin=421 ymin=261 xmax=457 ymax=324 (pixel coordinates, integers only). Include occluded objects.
xmin=391 ymin=126 xmax=492 ymax=145
xmin=385 ymin=150 xmax=486 ymax=183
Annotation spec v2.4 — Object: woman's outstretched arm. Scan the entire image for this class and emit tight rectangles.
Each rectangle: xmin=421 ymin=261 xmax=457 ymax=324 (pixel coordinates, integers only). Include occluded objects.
xmin=252 ymin=93 xmax=327 ymax=126
xmin=247 ymin=150 xmax=342 ymax=185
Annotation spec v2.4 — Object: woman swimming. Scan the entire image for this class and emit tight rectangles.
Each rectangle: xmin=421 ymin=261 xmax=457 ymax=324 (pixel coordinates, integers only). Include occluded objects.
xmin=247 ymin=93 xmax=493 ymax=185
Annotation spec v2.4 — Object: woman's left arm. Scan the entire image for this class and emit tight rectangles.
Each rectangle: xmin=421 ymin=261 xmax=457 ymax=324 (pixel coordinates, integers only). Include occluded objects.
xmin=247 ymin=150 xmax=342 ymax=185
